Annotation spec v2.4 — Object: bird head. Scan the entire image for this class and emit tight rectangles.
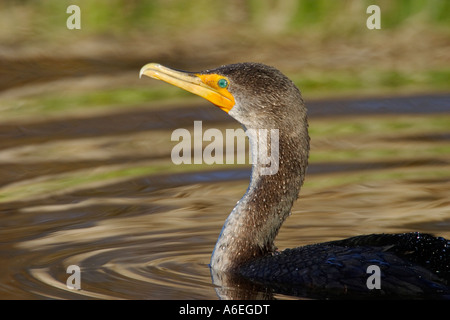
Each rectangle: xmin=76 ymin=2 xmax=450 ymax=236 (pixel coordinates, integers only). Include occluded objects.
xmin=139 ymin=62 xmax=304 ymax=128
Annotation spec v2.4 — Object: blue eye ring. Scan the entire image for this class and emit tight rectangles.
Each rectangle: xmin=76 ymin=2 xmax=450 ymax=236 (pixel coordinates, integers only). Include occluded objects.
xmin=218 ymin=78 xmax=228 ymax=88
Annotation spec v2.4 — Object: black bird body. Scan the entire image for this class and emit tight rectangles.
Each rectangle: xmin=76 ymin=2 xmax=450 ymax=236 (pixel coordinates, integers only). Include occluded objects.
xmin=238 ymin=232 xmax=450 ymax=298
xmin=140 ymin=62 xmax=450 ymax=299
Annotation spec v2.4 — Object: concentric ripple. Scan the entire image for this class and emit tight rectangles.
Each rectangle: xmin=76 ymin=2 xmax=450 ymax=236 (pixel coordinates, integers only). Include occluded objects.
xmin=1 ymin=96 xmax=448 ymax=299
xmin=12 ymin=226 xmax=217 ymax=299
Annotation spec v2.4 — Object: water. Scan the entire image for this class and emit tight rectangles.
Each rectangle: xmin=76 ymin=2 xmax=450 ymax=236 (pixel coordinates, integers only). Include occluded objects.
xmin=0 ymin=94 xmax=449 ymax=299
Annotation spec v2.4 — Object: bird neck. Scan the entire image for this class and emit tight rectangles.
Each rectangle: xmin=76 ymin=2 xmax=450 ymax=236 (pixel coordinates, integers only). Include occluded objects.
xmin=210 ymin=123 xmax=309 ymax=272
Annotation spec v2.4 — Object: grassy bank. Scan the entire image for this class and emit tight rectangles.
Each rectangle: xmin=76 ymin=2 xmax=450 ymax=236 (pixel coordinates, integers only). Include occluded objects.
xmin=1 ymin=0 xmax=448 ymax=41
xmin=1 ymin=0 xmax=449 ymax=101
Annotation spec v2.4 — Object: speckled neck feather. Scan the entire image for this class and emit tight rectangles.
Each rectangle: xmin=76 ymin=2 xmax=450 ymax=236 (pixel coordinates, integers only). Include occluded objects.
xmin=210 ymin=128 xmax=309 ymax=271
xmin=209 ymin=63 xmax=309 ymax=271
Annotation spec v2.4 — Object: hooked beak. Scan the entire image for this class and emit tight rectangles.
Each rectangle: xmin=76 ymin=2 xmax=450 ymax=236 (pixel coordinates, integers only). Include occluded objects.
xmin=139 ymin=63 xmax=235 ymax=113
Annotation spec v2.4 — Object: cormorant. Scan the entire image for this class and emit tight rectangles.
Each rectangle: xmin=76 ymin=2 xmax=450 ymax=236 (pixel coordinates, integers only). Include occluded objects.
xmin=140 ymin=62 xmax=449 ymax=299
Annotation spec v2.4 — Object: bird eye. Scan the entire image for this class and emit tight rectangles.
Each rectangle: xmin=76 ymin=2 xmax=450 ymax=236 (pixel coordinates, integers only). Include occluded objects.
xmin=218 ymin=78 xmax=228 ymax=88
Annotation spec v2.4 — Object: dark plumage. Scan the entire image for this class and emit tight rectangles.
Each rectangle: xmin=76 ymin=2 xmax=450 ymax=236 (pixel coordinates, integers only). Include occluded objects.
xmin=140 ymin=62 xmax=450 ymax=299
xmin=239 ymin=232 xmax=450 ymax=298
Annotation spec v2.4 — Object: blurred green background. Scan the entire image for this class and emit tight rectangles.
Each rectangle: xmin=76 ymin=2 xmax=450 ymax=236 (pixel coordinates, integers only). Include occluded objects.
xmin=0 ymin=0 xmax=449 ymax=115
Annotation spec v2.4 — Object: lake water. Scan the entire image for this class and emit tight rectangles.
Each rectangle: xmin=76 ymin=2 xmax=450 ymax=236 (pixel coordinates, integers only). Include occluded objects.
xmin=0 ymin=93 xmax=449 ymax=299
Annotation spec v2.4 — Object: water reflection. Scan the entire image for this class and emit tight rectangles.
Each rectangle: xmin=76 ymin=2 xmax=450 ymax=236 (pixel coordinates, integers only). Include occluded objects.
xmin=0 ymin=95 xmax=449 ymax=299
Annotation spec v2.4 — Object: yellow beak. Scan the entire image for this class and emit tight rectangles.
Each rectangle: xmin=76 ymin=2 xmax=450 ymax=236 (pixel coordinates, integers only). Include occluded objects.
xmin=139 ymin=63 xmax=235 ymax=113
